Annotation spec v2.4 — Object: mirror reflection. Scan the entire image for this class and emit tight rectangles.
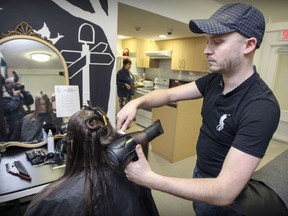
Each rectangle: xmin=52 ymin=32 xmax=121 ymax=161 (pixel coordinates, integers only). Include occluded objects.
xmin=0 ymin=23 xmax=69 ymax=143
xmin=1 ymin=38 xmax=66 ymax=103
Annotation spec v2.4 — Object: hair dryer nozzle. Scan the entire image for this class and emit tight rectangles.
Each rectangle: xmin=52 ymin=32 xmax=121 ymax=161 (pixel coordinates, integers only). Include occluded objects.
xmin=143 ymin=119 xmax=164 ymax=141
xmin=106 ymin=119 xmax=164 ymax=169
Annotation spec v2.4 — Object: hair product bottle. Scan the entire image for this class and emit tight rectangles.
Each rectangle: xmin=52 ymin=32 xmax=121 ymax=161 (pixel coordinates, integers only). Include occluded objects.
xmin=47 ymin=129 xmax=55 ymax=153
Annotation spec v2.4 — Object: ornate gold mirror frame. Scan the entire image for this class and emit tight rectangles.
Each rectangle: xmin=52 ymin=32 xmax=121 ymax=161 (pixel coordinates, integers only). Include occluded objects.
xmin=0 ymin=22 xmax=69 ymax=84
xmin=0 ymin=22 xmax=68 ymax=152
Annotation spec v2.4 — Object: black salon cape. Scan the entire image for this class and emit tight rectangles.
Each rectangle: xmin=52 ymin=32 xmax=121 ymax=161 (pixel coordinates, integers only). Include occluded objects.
xmin=24 ymin=168 xmax=159 ymax=216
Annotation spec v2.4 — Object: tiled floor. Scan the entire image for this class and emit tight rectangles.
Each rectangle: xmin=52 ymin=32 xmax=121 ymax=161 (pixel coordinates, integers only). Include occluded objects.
xmin=126 ymin=121 xmax=288 ymax=216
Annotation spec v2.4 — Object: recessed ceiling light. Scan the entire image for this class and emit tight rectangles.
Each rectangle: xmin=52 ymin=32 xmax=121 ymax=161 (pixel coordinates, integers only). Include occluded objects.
xmin=30 ymin=53 xmax=51 ymax=62
xmin=118 ymin=35 xmax=132 ymax=39
xmin=159 ymin=35 xmax=167 ymax=39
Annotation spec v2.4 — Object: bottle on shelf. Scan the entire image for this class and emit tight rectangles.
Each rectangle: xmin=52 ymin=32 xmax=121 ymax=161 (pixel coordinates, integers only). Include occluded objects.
xmin=47 ymin=129 xmax=55 ymax=153
xmin=42 ymin=128 xmax=47 ymax=141
xmin=42 ymin=121 xmax=47 ymax=140
xmin=142 ymin=72 xmax=146 ymax=81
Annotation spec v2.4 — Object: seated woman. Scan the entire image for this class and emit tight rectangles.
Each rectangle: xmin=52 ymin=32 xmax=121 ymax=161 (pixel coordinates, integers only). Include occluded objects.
xmin=24 ymin=106 xmax=159 ymax=216
xmin=21 ymin=93 xmax=60 ymax=142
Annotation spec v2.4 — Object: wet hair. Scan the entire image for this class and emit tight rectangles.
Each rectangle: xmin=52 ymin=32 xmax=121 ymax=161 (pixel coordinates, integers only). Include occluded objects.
xmin=29 ymin=107 xmax=121 ymax=216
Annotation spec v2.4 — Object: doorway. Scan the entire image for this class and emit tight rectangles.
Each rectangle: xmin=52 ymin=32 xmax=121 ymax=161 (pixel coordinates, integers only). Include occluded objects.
xmin=270 ymin=45 xmax=288 ymax=142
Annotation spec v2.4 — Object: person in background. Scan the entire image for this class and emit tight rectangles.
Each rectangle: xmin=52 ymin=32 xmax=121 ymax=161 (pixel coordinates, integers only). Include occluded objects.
xmin=50 ymin=92 xmax=56 ymax=110
xmin=21 ymin=93 xmax=59 ymax=142
xmin=117 ymin=58 xmax=135 ymax=109
xmin=24 ymin=106 xmax=159 ymax=216
xmin=0 ymin=74 xmax=5 ymax=141
xmin=117 ymin=3 xmax=287 ymax=216
xmin=3 ymin=76 xmax=34 ymax=141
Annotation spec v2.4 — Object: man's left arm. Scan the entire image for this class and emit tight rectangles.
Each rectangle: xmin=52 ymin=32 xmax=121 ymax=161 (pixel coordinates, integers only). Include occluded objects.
xmin=124 ymin=99 xmax=280 ymax=206
xmin=125 ymin=145 xmax=260 ymax=206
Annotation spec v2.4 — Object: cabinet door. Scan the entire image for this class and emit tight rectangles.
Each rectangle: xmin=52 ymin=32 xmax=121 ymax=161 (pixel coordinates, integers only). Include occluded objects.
xmin=142 ymin=40 xmax=154 ymax=68
xmin=146 ymin=40 xmax=158 ymax=51
xmin=151 ymin=106 xmax=177 ymax=162
xmin=171 ymin=37 xmax=209 ymax=72
xmin=136 ymin=39 xmax=146 ymax=67
xmin=192 ymin=37 xmax=209 ymax=72
xmin=181 ymin=38 xmax=195 ymax=71
xmin=156 ymin=40 xmax=173 ymax=50
xmin=137 ymin=39 xmax=159 ymax=68
xmin=171 ymin=38 xmax=195 ymax=71
xmin=122 ymin=38 xmax=137 ymax=54
xmin=171 ymin=39 xmax=184 ymax=70
xmin=174 ymin=99 xmax=203 ymax=161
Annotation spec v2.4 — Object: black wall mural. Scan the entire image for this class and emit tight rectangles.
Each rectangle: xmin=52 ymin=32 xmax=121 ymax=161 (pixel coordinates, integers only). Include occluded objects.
xmin=0 ymin=0 xmax=115 ymax=113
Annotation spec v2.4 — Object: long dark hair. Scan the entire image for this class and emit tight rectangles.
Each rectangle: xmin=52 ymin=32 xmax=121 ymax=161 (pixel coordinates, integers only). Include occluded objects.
xmin=29 ymin=93 xmax=55 ymax=121
xmin=29 ymin=107 xmax=121 ymax=215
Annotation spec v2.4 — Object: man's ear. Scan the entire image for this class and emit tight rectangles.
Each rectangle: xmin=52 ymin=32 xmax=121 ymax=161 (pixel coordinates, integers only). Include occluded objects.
xmin=244 ymin=37 xmax=257 ymax=54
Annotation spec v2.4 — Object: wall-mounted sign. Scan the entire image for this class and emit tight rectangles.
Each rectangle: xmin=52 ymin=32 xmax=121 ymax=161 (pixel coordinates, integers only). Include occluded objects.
xmin=55 ymin=85 xmax=80 ymax=117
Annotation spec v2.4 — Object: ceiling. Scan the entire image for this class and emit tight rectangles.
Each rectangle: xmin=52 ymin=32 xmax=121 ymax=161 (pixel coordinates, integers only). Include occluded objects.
xmin=118 ymin=3 xmax=195 ymax=41
xmin=0 ymin=39 xmax=63 ymax=70
xmin=1 ymin=1 xmax=287 ymax=70
xmin=118 ymin=0 xmax=288 ymax=41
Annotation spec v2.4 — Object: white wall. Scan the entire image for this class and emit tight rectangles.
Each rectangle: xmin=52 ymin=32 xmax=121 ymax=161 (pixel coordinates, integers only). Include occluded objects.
xmin=256 ymin=21 xmax=288 ymax=143
xmin=101 ymin=1 xmax=118 ymax=126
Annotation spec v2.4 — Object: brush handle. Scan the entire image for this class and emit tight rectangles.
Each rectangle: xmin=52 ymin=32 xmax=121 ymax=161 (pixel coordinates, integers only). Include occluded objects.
xmin=7 ymin=169 xmax=32 ymax=181
xmin=13 ymin=172 xmax=32 ymax=181
xmin=5 ymin=163 xmax=32 ymax=181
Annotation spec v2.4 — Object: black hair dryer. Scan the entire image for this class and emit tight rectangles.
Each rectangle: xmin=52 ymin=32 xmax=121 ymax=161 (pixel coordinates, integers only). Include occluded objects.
xmin=106 ymin=119 xmax=164 ymax=169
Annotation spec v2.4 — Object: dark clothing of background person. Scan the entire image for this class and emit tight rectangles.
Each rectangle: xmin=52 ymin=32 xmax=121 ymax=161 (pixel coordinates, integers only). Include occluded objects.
xmin=24 ymin=167 xmax=159 ymax=216
xmin=3 ymin=90 xmax=34 ymax=141
xmin=117 ymin=58 xmax=135 ymax=109
xmin=21 ymin=112 xmax=58 ymax=142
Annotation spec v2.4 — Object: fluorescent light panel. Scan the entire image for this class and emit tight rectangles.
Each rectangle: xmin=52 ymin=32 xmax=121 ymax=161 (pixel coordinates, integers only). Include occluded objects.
xmin=31 ymin=53 xmax=51 ymax=62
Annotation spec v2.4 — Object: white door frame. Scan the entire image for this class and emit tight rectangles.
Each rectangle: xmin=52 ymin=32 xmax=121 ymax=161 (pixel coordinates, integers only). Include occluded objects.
xmin=258 ymin=22 xmax=288 ymax=143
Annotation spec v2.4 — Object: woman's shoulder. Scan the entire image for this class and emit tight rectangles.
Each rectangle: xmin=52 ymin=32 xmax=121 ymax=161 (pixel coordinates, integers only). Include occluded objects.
xmin=23 ymin=113 xmax=34 ymax=121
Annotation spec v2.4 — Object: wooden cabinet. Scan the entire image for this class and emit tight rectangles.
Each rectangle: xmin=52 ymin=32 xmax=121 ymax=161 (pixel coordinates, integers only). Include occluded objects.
xmin=192 ymin=37 xmax=210 ymax=72
xmin=136 ymin=39 xmax=159 ymax=68
xmin=156 ymin=40 xmax=173 ymax=51
xmin=171 ymin=37 xmax=209 ymax=72
xmin=122 ymin=37 xmax=208 ymax=71
xmin=122 ymin=38 xmax=159 ymax=68
xmin=171 ymin=39 xmax=185 ymax=70
xmin=171 ymin=38 xmax=195 ymax=70
xmin=122 ymin=38 xmax=138 ymax=53
xmin=151 ymin=99 xmax=203 ymax=163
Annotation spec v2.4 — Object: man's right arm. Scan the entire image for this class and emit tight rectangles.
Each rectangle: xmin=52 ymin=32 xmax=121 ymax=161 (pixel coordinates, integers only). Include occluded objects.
xmin=116 ymin=81 xmax=202 ymax=130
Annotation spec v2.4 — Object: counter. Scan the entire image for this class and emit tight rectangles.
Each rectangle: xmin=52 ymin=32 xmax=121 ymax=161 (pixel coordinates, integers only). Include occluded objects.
xmin=151 ymin=98 xmax=203 ymax=163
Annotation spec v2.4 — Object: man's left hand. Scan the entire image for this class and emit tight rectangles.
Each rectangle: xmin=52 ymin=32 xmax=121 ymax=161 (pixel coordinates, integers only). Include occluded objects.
xmin=124 ymin=144 xmax=154 ymax=187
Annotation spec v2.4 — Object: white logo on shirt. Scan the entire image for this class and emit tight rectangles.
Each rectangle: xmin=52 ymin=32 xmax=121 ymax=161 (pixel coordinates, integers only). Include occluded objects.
xmin=216 ymin=114 xmax=230 ymax=131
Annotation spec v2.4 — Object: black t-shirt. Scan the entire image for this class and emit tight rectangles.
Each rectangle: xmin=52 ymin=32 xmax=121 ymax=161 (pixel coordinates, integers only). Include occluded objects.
xmin=195 ymin=69 xmax=280 ymax=177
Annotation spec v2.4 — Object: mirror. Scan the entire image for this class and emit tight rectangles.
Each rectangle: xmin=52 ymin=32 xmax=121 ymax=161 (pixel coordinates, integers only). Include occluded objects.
xmin=0 ymin=22 xmax=68 ymax=148
xmin=0 ymin=22 xmax=69 ymax=99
